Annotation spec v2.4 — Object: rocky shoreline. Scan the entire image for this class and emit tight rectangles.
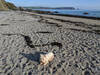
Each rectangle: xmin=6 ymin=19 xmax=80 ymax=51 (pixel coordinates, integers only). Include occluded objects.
xmin=0 ymin=11 xmax=100 ymax=75
xmin=22 ymin=9 xmax=100 ymax=20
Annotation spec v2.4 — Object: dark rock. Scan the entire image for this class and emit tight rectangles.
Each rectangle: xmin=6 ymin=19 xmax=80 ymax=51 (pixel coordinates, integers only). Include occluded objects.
xmin=83 ymin=12 xmax=89 ymax=15
xmin=54 ymin=11 xmax=59 ymax=13
xmin=19 ymin=7 xmax=25 ymax=11
xmin=28 ymin=71 xmax=32 ymax=75
xmin=84 ymin=70 xmax=90 ymax=75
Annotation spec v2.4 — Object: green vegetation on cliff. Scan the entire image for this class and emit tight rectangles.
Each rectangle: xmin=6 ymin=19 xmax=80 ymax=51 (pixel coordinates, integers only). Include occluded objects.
xmin=0 ymin=0 xmax=17 ymax=10
xmin=0 ymin=0 xmax=8 ymax=10
xmin=6 ymin=2 xmax=17 ymax=10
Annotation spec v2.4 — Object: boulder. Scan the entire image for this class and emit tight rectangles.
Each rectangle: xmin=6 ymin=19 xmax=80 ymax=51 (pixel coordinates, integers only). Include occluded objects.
xmin=83 ymin=12 xmax=89 ymax=15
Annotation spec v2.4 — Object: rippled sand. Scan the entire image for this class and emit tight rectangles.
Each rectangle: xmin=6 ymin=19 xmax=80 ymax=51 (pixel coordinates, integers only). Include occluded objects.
xmin=0 ymin=11 xmax=100 ymax=75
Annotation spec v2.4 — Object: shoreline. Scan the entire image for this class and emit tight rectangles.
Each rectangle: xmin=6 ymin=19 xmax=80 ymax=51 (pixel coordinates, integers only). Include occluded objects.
xmin=50 ymin=13 xmax=100 ymax=20
xmin=24 ymin=9 xmax=100 ymax=20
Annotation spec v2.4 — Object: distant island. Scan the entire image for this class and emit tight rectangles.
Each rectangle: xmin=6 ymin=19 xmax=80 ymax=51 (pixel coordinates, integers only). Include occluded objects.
xmin=23 ymin=7 xmax=75 ymax=10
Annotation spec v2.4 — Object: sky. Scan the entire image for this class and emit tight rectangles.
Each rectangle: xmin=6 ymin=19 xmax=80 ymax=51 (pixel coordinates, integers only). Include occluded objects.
xmin=6 ymin=0 xmax=100 ymax=10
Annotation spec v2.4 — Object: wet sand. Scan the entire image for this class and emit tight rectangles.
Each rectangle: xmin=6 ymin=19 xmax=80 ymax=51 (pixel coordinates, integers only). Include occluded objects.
xmin=0 ymin=11 xmax=100 ymax=75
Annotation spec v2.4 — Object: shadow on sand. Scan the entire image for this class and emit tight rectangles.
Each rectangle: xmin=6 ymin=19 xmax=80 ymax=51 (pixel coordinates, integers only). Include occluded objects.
xmin=20 ymin=52 xmax=46 ymax=63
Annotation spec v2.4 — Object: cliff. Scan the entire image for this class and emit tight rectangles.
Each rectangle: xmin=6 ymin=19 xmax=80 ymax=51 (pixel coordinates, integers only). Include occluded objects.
xmin=0 ymin=0 xmax=17 ymax=10
xmin=6 ymin=2 xmax=17 ymax=10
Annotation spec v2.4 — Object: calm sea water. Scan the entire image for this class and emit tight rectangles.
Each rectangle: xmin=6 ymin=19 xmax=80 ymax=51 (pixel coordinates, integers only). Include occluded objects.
xmin=32 ymin=9 xmax=100 ymax=18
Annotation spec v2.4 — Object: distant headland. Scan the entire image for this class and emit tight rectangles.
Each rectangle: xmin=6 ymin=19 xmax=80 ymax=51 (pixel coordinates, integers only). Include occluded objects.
xmin=23 ymin=7 xmax=75 ymax=10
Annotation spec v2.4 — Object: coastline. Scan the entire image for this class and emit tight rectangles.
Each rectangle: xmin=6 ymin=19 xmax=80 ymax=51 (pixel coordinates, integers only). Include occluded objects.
xmin=50 ymin=13 xmax=100 ymax=20
xmin=25 ymin=9 xmax=100 ymax=20
xmin=0 ymin=10 xmax=100 ymax=75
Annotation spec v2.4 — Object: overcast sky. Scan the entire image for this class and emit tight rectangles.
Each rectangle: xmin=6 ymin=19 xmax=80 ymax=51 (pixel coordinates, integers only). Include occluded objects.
xmin=6 ymin=0 xmax=100 ymax=10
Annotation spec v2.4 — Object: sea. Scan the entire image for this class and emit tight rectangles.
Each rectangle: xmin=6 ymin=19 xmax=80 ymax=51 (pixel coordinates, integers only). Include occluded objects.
xmin=32 ymin=9 xmax=100 ymax=18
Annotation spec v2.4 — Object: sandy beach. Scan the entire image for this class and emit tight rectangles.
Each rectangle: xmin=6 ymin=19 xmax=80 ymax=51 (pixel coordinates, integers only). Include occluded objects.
xmin=0 ymin=11 xmax=100 ymax=75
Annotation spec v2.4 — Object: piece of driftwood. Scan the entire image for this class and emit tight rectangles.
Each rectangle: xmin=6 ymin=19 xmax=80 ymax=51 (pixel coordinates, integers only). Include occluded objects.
xmin=40 ymin=52 xmax=54 ymax=65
